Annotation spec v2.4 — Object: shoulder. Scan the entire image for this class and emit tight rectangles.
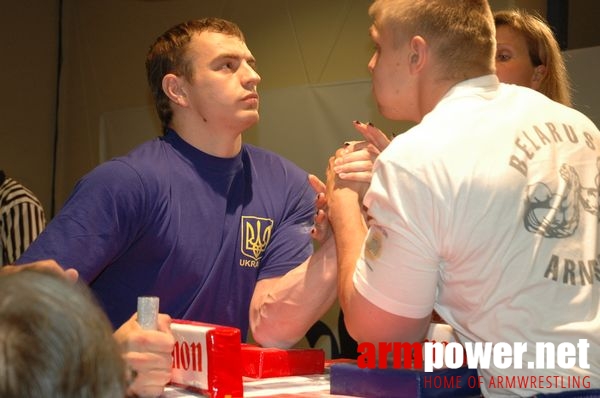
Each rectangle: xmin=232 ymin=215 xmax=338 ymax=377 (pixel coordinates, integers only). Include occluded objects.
xmin=241 ymin=144 xmax=313 ymax=211
xmin=114 ymin=137 xmax=170 ymax=171
xmin=499 ymin=84 xmax=599 ymax=132
xmin=242 ymin=144 xmax=308 ymax=182
xmin=72 ymin=137 xmax=172 ymax=202
xmin=0 ymin=177 xmax=43 ymax=208
xmin=89 ymin=138 xmax=171 ymax=183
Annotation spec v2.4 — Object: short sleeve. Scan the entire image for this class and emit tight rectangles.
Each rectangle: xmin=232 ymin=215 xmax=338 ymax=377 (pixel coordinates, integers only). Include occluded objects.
xmin=354 ymin=156 xmax=441 ymax=319
xmin=256 ymin=169 xmax=314 ymax=280
xmin=17 ymin=160 xmax=146 ymax=282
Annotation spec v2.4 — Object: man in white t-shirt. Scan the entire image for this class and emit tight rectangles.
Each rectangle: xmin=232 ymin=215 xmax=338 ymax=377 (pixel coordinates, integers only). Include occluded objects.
xmin=325 ymin=0 xmax=600 ymax=396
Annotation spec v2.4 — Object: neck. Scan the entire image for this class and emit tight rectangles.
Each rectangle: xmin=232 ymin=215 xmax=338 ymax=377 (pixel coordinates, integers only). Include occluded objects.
xmin=413 ymin=76 xmax=459 ymax=122
xmin=170 ymin=118 xmax=245 ymax=158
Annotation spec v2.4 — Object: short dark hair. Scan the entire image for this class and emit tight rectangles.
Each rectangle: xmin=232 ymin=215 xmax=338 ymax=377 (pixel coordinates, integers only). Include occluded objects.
xmin=145 ymin=17 xmax=245 ymax=131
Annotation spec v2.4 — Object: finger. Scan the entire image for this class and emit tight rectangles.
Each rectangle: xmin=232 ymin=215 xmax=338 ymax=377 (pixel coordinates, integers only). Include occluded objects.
xmin=326 ymin=156 xmax=342 ymax=188
xmin=2 ymin=260 xmax=79 ymax=283
xmin=64 ymin=268 xmax=79 ymax=282
xmin=337 ymin=171 xmax=373 ymax=183
xmin=311 ymin=209 xmax=330 ymax=242
xmin=334 ymin=158 xmax=374 ymax=173
xmin=347 ymin=139 xmax=382 ymax=154
xmin=341 ymin=148 xmax=367 ymax=161
xmin=337 ymin=149 xmax=376 ymax=165
xmin=127 ymin=383 xmax=167 ymax=398
xmin=334 ymin=146 xmax=349 ymax=158
xmin=342 ymin=140 xmax=367 ymax=153
xmin=156 ymin=314 xmax=173 ymax=334
xmin=308 ymin=174 xmax=326 ymax=195
xmin=315 ymin=192 xmax=326 ymax=209
xmin=127 ymin=329 xmax=175 ymax=354
xmin=353 ymin=121 xmax=391 ymax=151
xmin=311 ymin=226 xmax=327 ymax=241
xmin=325 ymin=157 xmax=335 ymax=181
xmin=314 ymin=209 xmax=327 ymax=224
xmin=339 ymin=141 xmax=381 ymax=169
xmin=127 ymin=368 xmax=171 ymax=398
xmin=0 ymin=265 xmax=19 ymax=275
xmin=124 ymin=351 xmax=173 ymax=394
xmin=125 ymin=350 xmax=174 ymax=371
xmin=311 ymin=228 xmax=329 ymax=243
xmin=328 ymin=155 xmax=338 ymax=170
xmin=29 ymin=260 xmax=65 ymax=275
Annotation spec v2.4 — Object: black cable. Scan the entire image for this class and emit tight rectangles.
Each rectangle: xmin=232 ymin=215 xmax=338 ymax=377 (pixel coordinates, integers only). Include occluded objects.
xmin=50 ymin=0 xmax=63 ymax=218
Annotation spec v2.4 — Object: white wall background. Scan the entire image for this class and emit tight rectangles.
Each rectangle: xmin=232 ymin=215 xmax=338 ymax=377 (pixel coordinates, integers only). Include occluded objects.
xmin=98 ymin=46 xmax=600 ymax=181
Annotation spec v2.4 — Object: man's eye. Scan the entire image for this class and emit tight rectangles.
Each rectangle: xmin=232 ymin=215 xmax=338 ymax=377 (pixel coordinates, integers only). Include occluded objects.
xmin=219 ymin=61 xmax=236 ymax=71
xmin=495 ymin=53 xmax=511 ymax=62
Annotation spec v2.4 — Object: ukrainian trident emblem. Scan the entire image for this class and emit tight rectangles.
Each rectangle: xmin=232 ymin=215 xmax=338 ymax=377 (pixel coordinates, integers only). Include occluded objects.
xmin=241 ymin=216 xmax=274 ymax=261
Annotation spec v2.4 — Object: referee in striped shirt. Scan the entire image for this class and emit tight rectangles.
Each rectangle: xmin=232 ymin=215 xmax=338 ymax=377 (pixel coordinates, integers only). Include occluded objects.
xmin=0 ymin=170 xmax=46 ymax=265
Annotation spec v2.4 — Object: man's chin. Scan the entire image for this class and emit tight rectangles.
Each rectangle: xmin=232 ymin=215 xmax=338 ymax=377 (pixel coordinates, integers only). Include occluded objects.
xmin=240 ymin=112 xmax=260 ymax=129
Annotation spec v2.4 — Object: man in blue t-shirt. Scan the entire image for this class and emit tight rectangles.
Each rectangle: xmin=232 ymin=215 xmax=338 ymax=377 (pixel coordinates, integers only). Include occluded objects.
xmin=17 ymin=18 xmax=338 ymax=397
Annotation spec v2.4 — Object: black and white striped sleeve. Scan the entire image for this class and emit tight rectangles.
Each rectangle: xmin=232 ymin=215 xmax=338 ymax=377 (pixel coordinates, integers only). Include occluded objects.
xmin=1 ymin=178 xmax=46 ymax=265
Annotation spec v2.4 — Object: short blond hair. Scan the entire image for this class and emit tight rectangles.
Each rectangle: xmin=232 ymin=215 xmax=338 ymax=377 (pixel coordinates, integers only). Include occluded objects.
xmin=369 ymin=0 xmax=496 ymax=80
xmin=494 ymin=9 xmax=572 ymax=106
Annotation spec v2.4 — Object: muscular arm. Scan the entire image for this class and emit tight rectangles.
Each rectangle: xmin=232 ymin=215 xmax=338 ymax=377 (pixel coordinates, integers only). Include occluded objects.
xmin=249 ymin=237 xmax=338 ymax=348
xmin=327 ymin=155 xmax=430 ymax=344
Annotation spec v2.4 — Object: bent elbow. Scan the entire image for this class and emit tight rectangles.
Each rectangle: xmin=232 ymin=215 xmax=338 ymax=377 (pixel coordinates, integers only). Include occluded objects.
xmin=344 ymin=314 xmax=372 ymax=345
xmin=251 ymin=324 xmax=298 ymax=349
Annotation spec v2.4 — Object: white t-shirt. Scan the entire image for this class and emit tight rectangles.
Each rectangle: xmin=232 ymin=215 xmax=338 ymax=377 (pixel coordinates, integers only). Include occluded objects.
xmin=356 ymin=74 xmax=600 ymax=396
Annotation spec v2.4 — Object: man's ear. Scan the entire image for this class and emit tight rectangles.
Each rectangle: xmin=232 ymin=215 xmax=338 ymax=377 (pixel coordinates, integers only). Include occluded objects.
xmin=162 ymin=74 xmax=188 ymax=107
xmin=408 ymin=35 xmax=427 ymax=73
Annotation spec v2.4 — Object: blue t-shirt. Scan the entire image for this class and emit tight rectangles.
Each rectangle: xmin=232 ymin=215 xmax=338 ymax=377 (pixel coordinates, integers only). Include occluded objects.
xmin=18 ymin=130 xmax=314 ymax=339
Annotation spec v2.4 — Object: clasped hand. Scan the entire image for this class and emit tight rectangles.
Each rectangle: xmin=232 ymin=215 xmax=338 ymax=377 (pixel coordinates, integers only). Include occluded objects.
xmin=310 ymin=121 xmax=391 ymax=238
xmin=114 ymin=313 xmax=175 ymax=398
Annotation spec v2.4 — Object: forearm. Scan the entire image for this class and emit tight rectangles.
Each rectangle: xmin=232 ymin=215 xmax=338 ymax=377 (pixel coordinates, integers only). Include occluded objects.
xmin=250 ymin=238 xmax=338 ymax=348
xmin=330 ymin=197 xmax=431 ymax=344
xmin=328 ymin=189 xmax=367 ymax=328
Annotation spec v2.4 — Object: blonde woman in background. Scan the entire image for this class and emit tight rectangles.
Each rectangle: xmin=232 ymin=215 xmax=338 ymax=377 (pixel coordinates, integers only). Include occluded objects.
xmin=494 ymin=8 xmax=572 ymax=106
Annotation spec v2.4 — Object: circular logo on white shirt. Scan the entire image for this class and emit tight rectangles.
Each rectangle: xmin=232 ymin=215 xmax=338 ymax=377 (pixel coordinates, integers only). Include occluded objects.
xmin=365 ymin=226 xmax=386 ymax=261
